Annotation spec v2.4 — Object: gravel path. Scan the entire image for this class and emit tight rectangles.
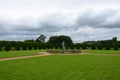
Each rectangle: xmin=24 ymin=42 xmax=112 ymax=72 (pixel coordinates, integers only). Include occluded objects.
xmin=0 ymin=52 xmax=120 ymax=61
xmin=0 ymin=52 xmax=52 ymax=61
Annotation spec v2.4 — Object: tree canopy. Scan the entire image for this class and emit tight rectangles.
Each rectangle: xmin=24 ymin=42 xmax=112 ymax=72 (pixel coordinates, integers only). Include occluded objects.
xmin=36 ymin=35 xmax=46 ymax=43
xmin=48 ymin=35 xmax=73 ymax=45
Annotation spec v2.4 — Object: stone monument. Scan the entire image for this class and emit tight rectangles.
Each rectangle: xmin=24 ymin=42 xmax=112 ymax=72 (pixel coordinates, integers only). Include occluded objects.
xmin=62 ymin=41 xmax=65 ymax=53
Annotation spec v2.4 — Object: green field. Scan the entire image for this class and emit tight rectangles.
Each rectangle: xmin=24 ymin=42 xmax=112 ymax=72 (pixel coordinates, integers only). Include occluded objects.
xmin=0 ymin=50 xmax=46 ymax=58
xmin=0 ymin=55 xmax=120 ymax=80
xmin=85 ymin=50 xmax=120 ymax=54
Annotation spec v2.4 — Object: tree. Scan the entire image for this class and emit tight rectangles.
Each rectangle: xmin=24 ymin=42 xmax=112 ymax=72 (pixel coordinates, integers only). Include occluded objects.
xmin=91 ymin=43 xmax=96 ymax=50
xmin=75 ymin=43 xmax=81 ymax=49
xmin=113 ymin=43 xmax=118 ymax=50
xmin=36 ymin=35 xmax=46 ymax=43
xmin=24 ymin=39 xmax=34 ymax=42
xmin=22 ymin=42 xmax=27 ymax=50
xmin=48 ymin=35 xmax=73 ymax=48
xmin=81 ymin=43 xmax=87 ymax=50
xmin=97 ymin=44 xmax=103 ymax=50
xmin=27 ymin=43 xmax=32 ymax=50
xmin=33 ymin=42 xmax=38 ymax=50
xmin=112 ymin=37 xmax=117 ymax=43
xmin=15 ymin=42 xmax=21 ymax=51
xmin=105 ymin=42 xmax=111 ymax=50
xmin=5 ymin=42 xmax=11 ymax=51
xmin=0 ymin=44 xmax=1 ymax=51
xmin=38 ymin=43 xmax=42 ymax=49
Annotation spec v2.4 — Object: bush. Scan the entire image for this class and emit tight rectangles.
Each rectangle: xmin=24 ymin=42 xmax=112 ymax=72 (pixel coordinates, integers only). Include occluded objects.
xmin=33 ymin=46 xmax=37 ymax=50
xmin=81 ymin=43 xmax=87 ymax=50
xmin=105 ymin=46 xmax=110 ymax=50
xmin=75 ymin=44 xmax=81 ymax=49
xmin=97 ymin=44 xmax=103 ymax=50
xmin=15 ymin=46 xmax=21 ymax=51
xmin=70 ymin=46 xmax=74 ymax=49
xmin=5 ymin=43 xmax=11 ymax=51
xmin=15 ymin=43 xmax=21 ymax=51
xmin=91 ymin=45 xmax=96 ymax=50
xmin=113 ymin=44 xmax=118 ymax=50
xmin=22 ymin=43 xmax=27 ymax=50
xmin=113 ymin=46 xmax=118 ymax=50
xmin=33 ymin=43 xmax=38 ymax=50
xmin=22 ymin=46 xmax=27 ymax=50
xmin=0 ymin=44 xmax=1 ymax=51
xmin=38 ymin=45 xmax=42 ymax=49
xmin=28 ymin=44 xmax=32 ymax=50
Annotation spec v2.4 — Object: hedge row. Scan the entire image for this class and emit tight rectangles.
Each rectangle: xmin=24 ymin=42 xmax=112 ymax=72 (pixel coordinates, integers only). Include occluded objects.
xmin=0 ymin=42 xmax=119 ymax=51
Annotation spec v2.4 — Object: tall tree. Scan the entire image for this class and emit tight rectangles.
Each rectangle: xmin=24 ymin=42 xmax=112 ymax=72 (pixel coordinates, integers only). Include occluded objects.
xmin=36 ymin=35 xmax=46 ymax=43
xmin=48 ymin=35 xmax=73 ymax=48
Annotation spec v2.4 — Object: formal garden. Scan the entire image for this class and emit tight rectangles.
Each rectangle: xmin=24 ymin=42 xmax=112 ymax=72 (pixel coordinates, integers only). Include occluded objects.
xmin=0 ymin=35 xmax=120 ymax=80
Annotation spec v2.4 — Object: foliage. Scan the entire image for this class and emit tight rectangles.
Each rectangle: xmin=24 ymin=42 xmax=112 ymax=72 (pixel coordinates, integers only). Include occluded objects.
xmin=113 ymin=43 xmax=119 ymax=50
xmin=0 ymin=36 xmax=120 ymax=51
xmin=36 ymin=34 xmax=46 ymax=43
xmin=27 ymin=42 xmax=32 ymax=50
xmin=81 ymin=42 xmax=87 ymax=50
xmin=0 ymin=44 xmax=1 ymax=51
xmin=74 ymin=43 xmax=81 ymax=49
xmin=32 ymin=42 xmax=38 ymax=50
xmin=15 ymin=42 xmax=21 ymax=51
xmin=91 ymin=43 xmax=96 ymax=50
xmin=22 ymin=42 xmax=27 ymax=50
xmin=97 ymin=43 xmax=103 ymax=50
xmin=48 ymin=35 xmax=73 ymax=48
xmin=4 ymin=42 xmax=11 ymax=51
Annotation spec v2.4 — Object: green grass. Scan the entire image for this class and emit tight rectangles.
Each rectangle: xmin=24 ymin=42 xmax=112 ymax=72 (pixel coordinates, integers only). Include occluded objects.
xmin=0 ymin=50 xmax=46 ymax=58
xmin=84 ymin=50 xmax=120 ymax=54
xmin=0 ymin=55 xmax=120 ymax=80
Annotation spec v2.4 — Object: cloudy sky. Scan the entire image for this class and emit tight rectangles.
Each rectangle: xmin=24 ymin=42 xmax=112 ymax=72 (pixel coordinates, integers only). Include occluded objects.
xmin=0 ymin=0 xmax=120 ymax=42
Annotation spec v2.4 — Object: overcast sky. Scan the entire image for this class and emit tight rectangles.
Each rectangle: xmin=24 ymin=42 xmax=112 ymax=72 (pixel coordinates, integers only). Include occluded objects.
xmin=0 ymin=0 xmax=120 ymax=42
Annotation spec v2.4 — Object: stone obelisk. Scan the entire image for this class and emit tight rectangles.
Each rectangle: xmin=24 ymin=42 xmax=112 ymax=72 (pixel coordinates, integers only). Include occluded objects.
xmin=62 ymin=41 xmax=65 ymax=53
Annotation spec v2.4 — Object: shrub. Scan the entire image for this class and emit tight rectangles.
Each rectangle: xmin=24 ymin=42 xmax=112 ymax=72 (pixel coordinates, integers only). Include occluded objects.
xmin=15 ymin=43 xmax=21 ymax=51
xmin=113 ymin=44 xmax=118 ymax=50
xmin=0 ymin=44 xmax=1 ymax=51
xmin=97 ymin=44 xmax=103 ymax=50
xmin=22 ymin=43 xmax=27 ymax=50
xmin=5 ymin=43 xmax=11 ymax=51
xmin=106 ymin=46 xmax=110 ymax=50
xmin=91 ymin=45 xmax=96 ymax=50
xmin=28 ymin=44 xmax=32 ymax=50
xmin=15 ymin=46 xmax=21 ymax=51
xmin=33 ymin=43 xmax=38 ymax=50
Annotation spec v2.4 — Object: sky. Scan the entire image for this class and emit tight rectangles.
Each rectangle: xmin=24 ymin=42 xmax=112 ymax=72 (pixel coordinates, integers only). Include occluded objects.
xmin=0 ymin=0 xmax=120 ymax=42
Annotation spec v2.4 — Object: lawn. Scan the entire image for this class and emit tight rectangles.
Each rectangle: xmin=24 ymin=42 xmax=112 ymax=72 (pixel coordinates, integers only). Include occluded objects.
xmin=0 ymin=50 xmax=46 ymax=58
xmin=0 ymin=55 xmax=120 ymax=80
xmin=84 ymin=50 xmax=120 ymax=54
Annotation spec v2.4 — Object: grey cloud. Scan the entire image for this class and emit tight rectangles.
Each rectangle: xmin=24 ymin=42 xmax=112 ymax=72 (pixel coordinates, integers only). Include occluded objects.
xmin=0 ymin=9 xmax=120 ymax=42
xmin=76 ymin=9 xmax=119 ymax=28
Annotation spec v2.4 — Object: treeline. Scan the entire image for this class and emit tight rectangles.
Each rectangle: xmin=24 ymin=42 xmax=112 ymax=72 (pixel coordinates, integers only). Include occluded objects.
xmin=75 ymin=37 xmax=120 ymax=50
xmin=0 ymin=35 xmax=74 ymax=51
xmin=0 ymin=35 xmax=120 ymax=51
